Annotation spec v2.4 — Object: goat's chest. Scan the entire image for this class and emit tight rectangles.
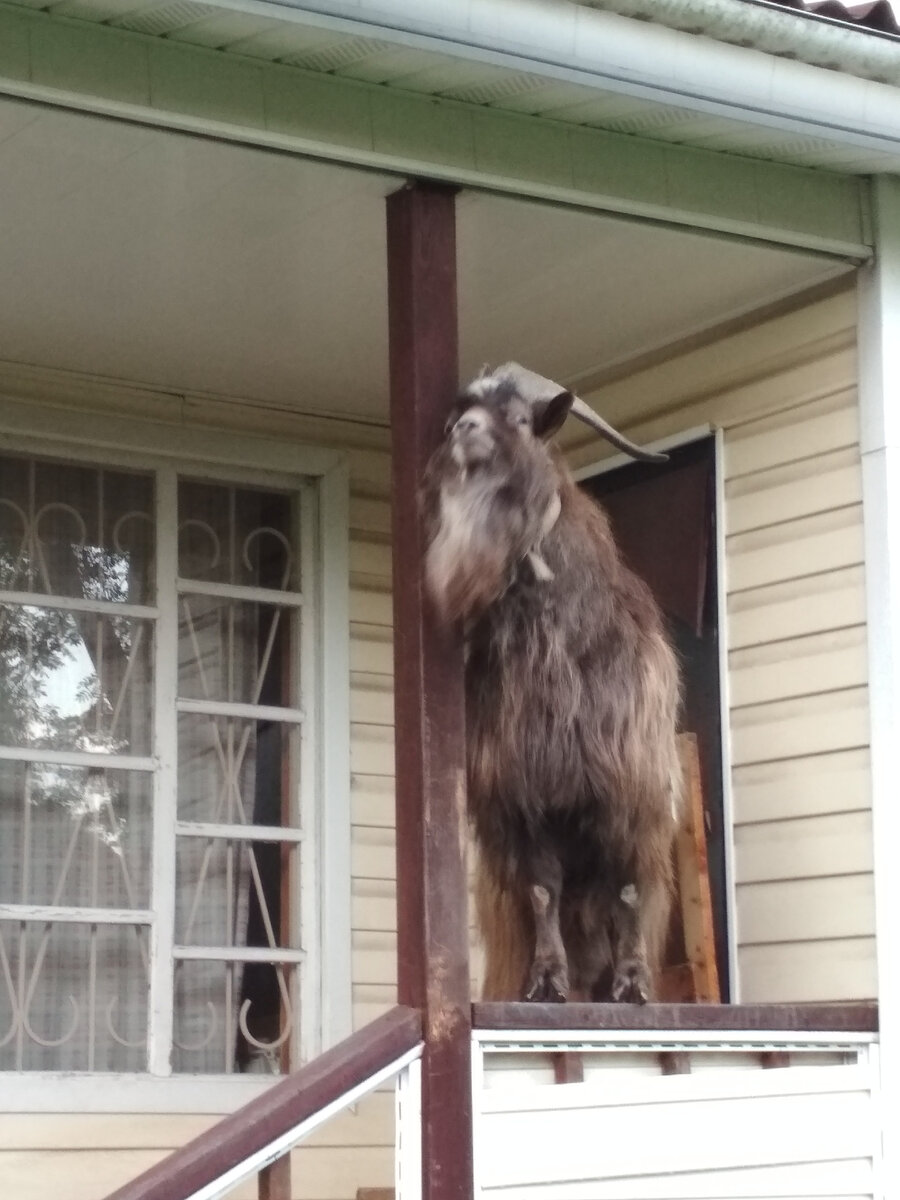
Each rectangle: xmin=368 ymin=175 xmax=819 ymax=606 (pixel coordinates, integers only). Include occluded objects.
xmin=466 ymin=583 xmax=568 ymax=702
xmin=465 ymin=590 xmax=586 ymax=780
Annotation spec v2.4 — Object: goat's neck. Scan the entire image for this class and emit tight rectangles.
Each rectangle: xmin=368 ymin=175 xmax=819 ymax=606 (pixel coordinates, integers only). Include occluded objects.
xmin=524 ymin=491 xmax=561 ymax=583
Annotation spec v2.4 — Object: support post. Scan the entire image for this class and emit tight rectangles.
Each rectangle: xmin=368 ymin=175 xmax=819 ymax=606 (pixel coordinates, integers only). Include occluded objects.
xmin=858 ymin=175 xmax=900 ymax=1199
xmin=386 ymin=182 xmax=473 ymax=1200
xmin=258 ymin=1156 xmax=291 ymax=1200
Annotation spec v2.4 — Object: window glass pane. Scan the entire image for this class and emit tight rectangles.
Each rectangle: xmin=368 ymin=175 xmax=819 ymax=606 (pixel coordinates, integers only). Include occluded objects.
xmin=177 ymin=713 xmax=299 ymax=827
xmin=176 ymin=837 xmax=298 ymax=950
xmin=0 ymin=607 xmax=153 ymax=755
xmin=0 ymin=919 xmax=148 ymax=1072
xmin=178 ymin=597 xmax=296 ymax=709
xmin=173 ymin=958 xmax=296 ymax=1075
xmin=0 ymin=763 xmax=152 ymax=908
xmin=178 ymin=480 xmax=296 ymax=592
xmin=0 ymin=455 xmax=154 ymax=604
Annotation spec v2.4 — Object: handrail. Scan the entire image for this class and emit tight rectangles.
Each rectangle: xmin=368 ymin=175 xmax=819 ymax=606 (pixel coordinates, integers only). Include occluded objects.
xmin=472 ymin=1002 xmax=879 ymax=1033
xmin=104 ymin=1005 xmax=423 ymax=1200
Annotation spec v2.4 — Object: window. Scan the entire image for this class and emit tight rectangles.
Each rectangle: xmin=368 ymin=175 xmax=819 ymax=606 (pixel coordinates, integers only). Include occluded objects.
xmin=0 ymin=435 xmax=349 ymax=1090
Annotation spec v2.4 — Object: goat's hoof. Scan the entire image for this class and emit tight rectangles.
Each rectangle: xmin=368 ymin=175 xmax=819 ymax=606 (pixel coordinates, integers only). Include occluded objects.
xmin=524 ymin=964 xmax=569 ymax=1003
xmin=611 ymin=961 xmax=650 ymax=1005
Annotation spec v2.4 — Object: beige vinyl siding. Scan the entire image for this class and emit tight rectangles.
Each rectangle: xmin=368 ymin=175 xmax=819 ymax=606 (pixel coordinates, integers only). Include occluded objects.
xmin=349 ymin=469 xmax=398 ymax=1032
xmin=0 ymin=1097 xmax=395 ymax=1200
xmin=568 ymin=286 xmax=874 ymax=1003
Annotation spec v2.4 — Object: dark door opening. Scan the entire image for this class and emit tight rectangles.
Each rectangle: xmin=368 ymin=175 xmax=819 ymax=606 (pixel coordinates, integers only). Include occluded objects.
xmin=580 ymin=435 xmax=730 ymax=1001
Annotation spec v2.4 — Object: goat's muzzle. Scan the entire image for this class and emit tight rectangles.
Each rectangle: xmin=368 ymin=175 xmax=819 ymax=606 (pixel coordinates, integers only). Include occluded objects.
xmin=450 ymin=407 xmax=494 ymax=467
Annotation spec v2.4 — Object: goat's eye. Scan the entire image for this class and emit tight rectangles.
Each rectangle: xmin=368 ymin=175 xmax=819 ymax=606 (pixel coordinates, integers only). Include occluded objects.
xmin=517 ymin=415 xmax=530 ymax=428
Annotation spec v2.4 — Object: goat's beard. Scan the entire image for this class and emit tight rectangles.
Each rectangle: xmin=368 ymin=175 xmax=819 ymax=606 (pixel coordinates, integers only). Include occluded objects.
xmin=423 ymin=443 xmax=556 ymax=624
xmin=425 ymin=476 xmax=514 ymax=624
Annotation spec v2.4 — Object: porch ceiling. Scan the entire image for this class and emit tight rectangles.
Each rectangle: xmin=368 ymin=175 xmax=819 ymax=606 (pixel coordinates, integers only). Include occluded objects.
xmin=0 ymin=97 xmax=850 ymax=423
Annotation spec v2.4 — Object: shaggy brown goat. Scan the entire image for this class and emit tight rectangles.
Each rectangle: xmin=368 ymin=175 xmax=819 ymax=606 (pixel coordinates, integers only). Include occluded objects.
xmin=422 ymin=363 xmax=681 ymax=1004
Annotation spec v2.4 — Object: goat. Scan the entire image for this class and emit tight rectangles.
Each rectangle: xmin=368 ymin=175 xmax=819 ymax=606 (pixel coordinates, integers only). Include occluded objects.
xmin=422 ymin=363 xmax=680 ymax=1004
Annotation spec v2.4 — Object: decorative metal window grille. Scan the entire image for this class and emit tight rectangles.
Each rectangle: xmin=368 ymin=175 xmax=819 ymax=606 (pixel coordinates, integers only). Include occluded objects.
xmin=0 ymin=452 xmax=318 ymax=1076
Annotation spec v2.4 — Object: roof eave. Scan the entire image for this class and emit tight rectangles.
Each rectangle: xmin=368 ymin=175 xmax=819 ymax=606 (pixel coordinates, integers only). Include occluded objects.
xmin=212 ymin=0 xmax=900 ymax=163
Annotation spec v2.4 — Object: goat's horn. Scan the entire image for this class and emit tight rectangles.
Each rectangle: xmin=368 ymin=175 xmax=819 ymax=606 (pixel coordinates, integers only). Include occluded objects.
xmin=495 ymin=362 xmax=667 ymax=463
xmin=568 ymin=396 xmax=668 ymax=464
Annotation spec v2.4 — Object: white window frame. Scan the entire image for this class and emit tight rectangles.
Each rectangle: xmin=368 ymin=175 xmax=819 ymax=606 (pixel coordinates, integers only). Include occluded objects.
xmin=0 ymin=395 xmax=351 ymax=1112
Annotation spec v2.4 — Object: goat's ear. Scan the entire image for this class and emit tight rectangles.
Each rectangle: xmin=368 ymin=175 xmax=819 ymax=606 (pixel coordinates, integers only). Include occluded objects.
xmin=533 ymin=390 xmax=573 ymax=439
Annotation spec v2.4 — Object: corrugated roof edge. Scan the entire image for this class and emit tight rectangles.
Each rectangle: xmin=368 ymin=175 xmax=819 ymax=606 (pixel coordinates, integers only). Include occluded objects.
xmin=581 ymin=0 xmax=900 ymax=84
xmin=742 ymin=0 xmax=900 ymax=38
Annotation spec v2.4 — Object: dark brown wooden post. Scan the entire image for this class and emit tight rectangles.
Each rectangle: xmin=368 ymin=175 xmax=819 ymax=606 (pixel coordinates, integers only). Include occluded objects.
xmin=387 ymin=182 xmax=473 ymax=1200
xmin=258 ymin=1157 xmax=291 ymax=1200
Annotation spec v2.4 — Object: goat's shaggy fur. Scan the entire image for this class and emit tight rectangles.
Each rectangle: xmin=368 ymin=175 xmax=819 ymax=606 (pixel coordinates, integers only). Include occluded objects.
xmin=423 ymin=376 xmax=680 ymax=1003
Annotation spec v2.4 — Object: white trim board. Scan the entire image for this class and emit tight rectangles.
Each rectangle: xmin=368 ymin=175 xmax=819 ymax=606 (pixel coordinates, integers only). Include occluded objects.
xmin=0 ymin=394 xmax=343 ymax=479
xmin=857 ymin=175 xmax=900 ymax=1200
xmin=473 ymin=1028 xmax=878 ymax=1048
xmin=714 ymin=425 xmax=739 ymax=1002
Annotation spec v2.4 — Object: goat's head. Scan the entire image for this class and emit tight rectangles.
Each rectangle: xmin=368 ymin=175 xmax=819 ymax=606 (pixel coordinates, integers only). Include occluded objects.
xmin=423 ymin=363 xmax=665 ymax=624
xmin=449 ymin=362 xmax=667 ymax=465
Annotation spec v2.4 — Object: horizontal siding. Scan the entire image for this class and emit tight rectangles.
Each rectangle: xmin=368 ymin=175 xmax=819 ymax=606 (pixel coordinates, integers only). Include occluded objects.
xmin=731 ymin=748 xmax=870 ymax=824
xmin=727 ymin=565 xmax=866 ymax=650
xmin=0 ymin=1142 xmax=394 ymax=1200
xmin=346 ymin=453 xmax=402 ymax=1087
xmin=737 ymin=874 xmax=875 ymax=944
xmin=735 ymin=812 xmax=873 ymax=884
xmin=739 ymin=937 xmax=877 ymax=1003
xmin=730 ymin=687 xmax=869 ymax=765
xmin=726 ymin=504 xmax=863 ymax=593
xmin=726 ymin=445 xmax=861 ymax=534
xmin=575 ymin=288 xmax=874 ymax=1003
xmin=715 ymin=309 xmax=873 ymax=999
xmin=478 ymin=1052 xmax=878 ymax=1198
xmin=0 ymin=1098 xmax=395 ymax=1198
xmin=348 ymin=459 xmax=398 ymax=1040
xmin=729 ymin=626 xmax=867 ymax=708
xmin=0 ymin=1096 xmax=394 ymax=1150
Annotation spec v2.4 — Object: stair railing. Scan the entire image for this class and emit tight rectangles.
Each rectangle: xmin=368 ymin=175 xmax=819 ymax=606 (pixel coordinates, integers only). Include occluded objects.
xmin=102 ymin=1006 xmax=423 ymax=1200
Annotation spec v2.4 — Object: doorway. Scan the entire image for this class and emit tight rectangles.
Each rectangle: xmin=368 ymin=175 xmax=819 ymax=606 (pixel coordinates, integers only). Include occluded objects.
xmin=580 ymin=435 xmax=731 ymax=1000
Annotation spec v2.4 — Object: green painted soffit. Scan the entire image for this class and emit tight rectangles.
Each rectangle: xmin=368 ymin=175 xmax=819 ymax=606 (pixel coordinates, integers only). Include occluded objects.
xmin=0 ymin=3 xmax=871 ymax=258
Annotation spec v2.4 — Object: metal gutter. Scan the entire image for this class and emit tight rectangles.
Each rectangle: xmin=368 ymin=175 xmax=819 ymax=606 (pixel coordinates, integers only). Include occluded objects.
xmin=217 ymin=0 xmax=900 ymax=163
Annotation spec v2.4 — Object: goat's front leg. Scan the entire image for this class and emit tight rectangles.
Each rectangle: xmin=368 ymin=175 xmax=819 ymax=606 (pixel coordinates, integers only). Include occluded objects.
xmin=524 ymin=855 xmax=569 ymax=1003
xmin=609 ymin=883 xmax=652 ymax=1005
